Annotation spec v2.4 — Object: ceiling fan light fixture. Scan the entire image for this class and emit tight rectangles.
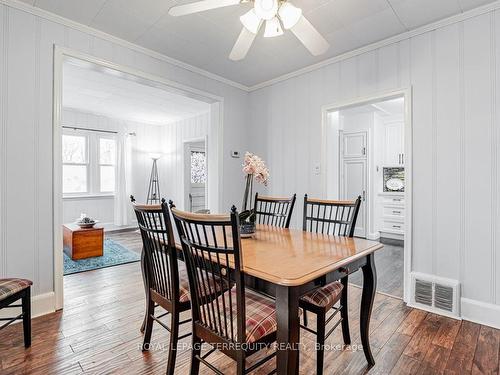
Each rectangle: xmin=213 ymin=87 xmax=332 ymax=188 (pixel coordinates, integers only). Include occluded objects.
xmin=264 ymin=17 xmax=284 ymax=38
xmin=254 ymin=0 xmax=279 ymax=21
xmin=240 ymin=9 xmax=262 ymax=34
xmin=278 ymin=2 xmax=302 ymax=29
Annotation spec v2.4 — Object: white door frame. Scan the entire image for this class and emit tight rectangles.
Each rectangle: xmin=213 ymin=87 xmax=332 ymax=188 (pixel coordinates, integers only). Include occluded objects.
xmin=320 ymin=88 xmax=413 ymax=302
xmin=53 ymin=46 xmax=225 ymax=310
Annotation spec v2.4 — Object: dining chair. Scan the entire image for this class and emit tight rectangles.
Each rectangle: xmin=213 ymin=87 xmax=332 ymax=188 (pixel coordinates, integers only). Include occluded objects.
xmin=170 ymin=203 xmax=279 ymax=375
xmin=132 ymin=199 xmax=195 ymax=375
xmin=253 ymin=193 xmax=296 ymax=228
xmin=0 ymin=278 xmax=32 ymax=347
xmin=299 ymin=194 xmax=362 ymax=375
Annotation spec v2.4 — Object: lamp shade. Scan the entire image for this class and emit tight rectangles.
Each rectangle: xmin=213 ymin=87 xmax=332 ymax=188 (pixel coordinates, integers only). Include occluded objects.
xmin=149 ymin=153 xmax=162 ymax=160
xmin=264 ymin=17 xmax=284 ymax=38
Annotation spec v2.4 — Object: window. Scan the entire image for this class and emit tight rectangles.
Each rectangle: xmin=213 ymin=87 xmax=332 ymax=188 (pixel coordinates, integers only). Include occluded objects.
xmin=62 ymin=131 xmax=116 ymax=196
xmin=190 ymin=151 xmax=207 ymax=185
xmin=99 ymin=138 xmax=116 ymax=192
xmin=62 ymin=135 xmax=88 ymax=193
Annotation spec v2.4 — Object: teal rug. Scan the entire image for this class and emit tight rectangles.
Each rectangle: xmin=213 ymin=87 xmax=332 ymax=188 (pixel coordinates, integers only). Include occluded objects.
xmin=64 ymin=238 xmax=140 ymax=275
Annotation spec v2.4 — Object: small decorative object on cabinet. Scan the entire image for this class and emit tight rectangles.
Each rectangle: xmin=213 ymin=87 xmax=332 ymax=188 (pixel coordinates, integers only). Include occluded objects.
xmin=383 ymin=167 xmax=405 ymax=192
xmin=240 ymin=152 xmax=270 ymax=237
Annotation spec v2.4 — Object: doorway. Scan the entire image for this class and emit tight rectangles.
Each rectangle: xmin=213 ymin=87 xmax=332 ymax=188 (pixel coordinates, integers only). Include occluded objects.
xmin=53 ymin=47 xmax=224 ymax=310
xmin=322 ymin=90 xmax=412 ymax=301
xmin=184 ymin=139 xmax=208 ymax=212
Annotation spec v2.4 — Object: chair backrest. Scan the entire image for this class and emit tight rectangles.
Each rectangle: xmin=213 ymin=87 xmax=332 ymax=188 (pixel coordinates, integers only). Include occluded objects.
xmin=302 ymin=195 xmax=362 ymax=237
xmin=170 ymin=203 xmax=245 ymax=344
xmin=132 ymin=198 xmax=180 ymax=303
xmin=253 ymin=193 xmax=296 ymax=228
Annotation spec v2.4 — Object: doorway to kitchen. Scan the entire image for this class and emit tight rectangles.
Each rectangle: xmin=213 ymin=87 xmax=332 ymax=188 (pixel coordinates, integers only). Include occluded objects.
xmin=322 ymin=90 xmax=411 ymax=300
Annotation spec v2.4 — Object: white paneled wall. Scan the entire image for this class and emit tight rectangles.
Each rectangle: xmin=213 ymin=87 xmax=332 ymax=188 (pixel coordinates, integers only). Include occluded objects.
xmin=160 ymin=113 xmax=209 ymax=210
xmin=0 ymin=3 xmax=250 ymax=313
xmin=249 ymin=10 xmax=500 ymax=324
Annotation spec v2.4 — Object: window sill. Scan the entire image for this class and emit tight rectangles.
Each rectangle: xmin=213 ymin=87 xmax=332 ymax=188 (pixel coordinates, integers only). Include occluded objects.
xmin=63 ymin=194 xmax=115 ymax=201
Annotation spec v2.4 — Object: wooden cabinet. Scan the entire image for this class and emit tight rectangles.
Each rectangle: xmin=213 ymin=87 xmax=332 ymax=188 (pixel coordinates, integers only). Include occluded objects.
xmin=63 ymin=224 xmax=104 ymax=260
xmin=384 ymin=121 xmax=404 ymax=166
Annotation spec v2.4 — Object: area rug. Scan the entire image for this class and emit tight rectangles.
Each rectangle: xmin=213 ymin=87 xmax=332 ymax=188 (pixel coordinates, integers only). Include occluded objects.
xmin=64 ymin=238 xmax=140 ymax=275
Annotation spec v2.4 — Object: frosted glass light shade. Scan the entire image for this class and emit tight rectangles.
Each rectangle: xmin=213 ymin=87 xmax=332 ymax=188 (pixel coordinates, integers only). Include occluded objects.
xmin=240 ymin=9 xmax=261 ymax=34
xmin=278 ymin=2 xmax=302 ymax=29
xmin=264 ymin=17 xmax=284 ymax=37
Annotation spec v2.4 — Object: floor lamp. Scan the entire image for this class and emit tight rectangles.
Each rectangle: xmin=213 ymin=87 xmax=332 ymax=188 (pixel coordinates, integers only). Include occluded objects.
xmin=146 ymin=154 xmax=161 ymax=204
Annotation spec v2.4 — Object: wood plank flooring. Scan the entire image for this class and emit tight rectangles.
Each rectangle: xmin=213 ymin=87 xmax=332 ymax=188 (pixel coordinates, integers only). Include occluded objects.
xmin=1 ymin=240 xmax=499 ymax=374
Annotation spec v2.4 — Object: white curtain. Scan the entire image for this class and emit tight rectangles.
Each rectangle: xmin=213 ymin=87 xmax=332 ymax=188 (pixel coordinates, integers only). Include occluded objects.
xmin=114 ymin=132 xmax=132 ymax=226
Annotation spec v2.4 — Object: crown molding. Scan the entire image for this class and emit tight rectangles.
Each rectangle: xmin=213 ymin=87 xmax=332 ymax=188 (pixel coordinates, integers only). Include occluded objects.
xmin=2 ymin=0 xmax=500 ymax=93
xmin=248 ymin=0 xmax=500 ymax=91
xmin=0 ymin=0 xmax=250 ymax=92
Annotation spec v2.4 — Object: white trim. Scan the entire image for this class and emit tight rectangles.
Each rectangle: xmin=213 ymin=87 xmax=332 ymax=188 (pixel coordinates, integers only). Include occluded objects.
xmin=0 ymin=292 xmax=56 ymax=321
xmin=0 ymin=0 xmax=248 ymax=92
xmin=53 ymin=46 xmax=224 ymax=310
xmin=2 ymin=0 xmax=500 ymax=92
xmin=248 ymin=1 xmax=500 ymax=91
xmin=320 ymin=88 xmax=413 ymax=303
xmin=461 ymin=298 xmax=500 ymax=329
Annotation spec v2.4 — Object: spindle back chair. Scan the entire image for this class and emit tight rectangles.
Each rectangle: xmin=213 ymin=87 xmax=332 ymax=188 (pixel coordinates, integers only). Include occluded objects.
xmin=170 ymin=204 xmax=277 ymax=375
xmin=132 ymin=199 xmax=191 ymax=375
xmin=303 ymin=195 xmax=362 ymax=237
xmin=253 ymin=193 xmax=296 ymax=228
xmin=299 ymin=194 xmax=362 ymax=375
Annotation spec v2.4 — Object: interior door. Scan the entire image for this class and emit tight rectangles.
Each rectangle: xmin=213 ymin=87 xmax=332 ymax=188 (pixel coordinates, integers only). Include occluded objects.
xmin=184 ymin=141 xmax=207 ymax=212
xmin=341 ymin=130 xmax=367 ymax=238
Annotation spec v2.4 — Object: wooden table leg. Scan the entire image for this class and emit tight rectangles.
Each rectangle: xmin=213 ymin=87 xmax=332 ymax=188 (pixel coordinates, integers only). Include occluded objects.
xmin=140 ymin=247 xmax=148 ymax=333
xmin=360 ymin=253 xmax=377 ymax=366
xmin=275 ymin=285 xmax=300 ymax=375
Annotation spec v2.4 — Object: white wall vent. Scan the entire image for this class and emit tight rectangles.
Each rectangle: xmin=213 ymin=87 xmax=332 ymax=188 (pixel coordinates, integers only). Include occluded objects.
xmin=410 ymin=272 xmax=460 ymax=318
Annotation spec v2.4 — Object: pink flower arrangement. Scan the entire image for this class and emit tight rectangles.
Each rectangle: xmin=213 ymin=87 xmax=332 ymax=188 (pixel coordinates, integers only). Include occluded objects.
xmin=241 ymin=152 xmax=270 ymax=213
xmin=242 ymin=152 xmax=269 ymax=186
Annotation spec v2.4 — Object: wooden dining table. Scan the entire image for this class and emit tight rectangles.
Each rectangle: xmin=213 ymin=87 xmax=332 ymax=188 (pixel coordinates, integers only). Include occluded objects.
xmin=142 ymin=223 xmax=384 ymax=374
xmin=237 ymin=224 xmax=384 ymax=375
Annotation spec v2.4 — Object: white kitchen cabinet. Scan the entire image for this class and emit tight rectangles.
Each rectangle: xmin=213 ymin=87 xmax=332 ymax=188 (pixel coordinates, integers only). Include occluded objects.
xmin=378 ymin=192 xmax=405 ymax=239
xmin=384 ymin=121 xmax=404 ymax=166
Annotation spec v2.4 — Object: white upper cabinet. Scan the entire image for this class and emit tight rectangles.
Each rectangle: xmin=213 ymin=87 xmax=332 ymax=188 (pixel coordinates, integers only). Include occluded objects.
xmin=383 ymin=121 xmax=404 ymax=166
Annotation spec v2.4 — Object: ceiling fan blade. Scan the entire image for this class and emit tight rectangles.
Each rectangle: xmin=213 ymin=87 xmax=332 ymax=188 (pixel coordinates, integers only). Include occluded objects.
xmin=291 ymin=15 xmax=330 ymax=56
xmin=169 ymin=0 xmax=241 ymax=16
xmin=229 ymin=27 xmax=258 ymax=61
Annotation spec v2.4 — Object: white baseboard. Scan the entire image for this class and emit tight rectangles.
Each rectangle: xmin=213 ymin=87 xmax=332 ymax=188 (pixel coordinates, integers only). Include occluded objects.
xmin=461 ymin=297 xmax=500 ymax=329
xmin=0 ymin=291 xmax=56 ymax=322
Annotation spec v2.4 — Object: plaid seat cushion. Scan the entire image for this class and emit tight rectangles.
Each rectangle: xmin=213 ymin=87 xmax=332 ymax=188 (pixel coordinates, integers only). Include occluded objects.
xmin=177 ymin=263 xmax=227 ymax=303
xmin=0 ymin=278 xmax=32 ymax=301
xmin=210 ymin=287 xmax=277 ymax=344
xmin=300 ymin=281 xmax=343 ymax=309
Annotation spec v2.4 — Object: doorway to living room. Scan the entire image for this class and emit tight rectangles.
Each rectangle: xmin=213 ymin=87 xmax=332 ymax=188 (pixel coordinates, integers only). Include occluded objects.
xmin=53 ymin=48 xmax=224 ymax=309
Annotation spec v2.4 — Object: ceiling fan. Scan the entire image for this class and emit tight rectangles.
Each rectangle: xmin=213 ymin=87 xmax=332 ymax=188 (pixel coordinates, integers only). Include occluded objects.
xmin=168 ymin=0 xmax=330 ymax=61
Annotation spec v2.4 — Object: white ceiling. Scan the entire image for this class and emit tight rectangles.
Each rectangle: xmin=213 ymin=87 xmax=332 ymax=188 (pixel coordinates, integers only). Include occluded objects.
xmin=63 ymin=59 xmax=210 ymax=125
xmin=21 ymin=0 xmax=497 ymax=87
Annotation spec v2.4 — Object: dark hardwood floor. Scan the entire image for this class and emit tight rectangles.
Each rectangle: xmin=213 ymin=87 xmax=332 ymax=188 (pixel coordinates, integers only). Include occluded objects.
xmin=350 ymin=240 xmax=404 ymax=298
xmin=1 ymin=235 xmax=499 ymax=374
